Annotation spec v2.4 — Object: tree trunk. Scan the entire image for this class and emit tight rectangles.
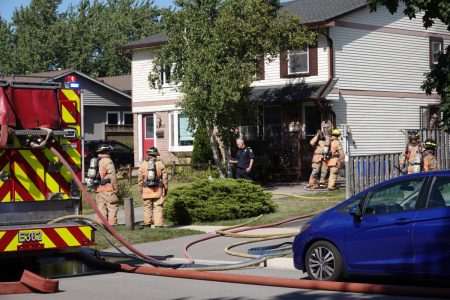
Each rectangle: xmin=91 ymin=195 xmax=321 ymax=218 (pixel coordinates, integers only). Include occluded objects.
xmin=208 ymin=130 xmax=225 ymax=178
xmin=223 ymin=144 xmax=233 ymax=178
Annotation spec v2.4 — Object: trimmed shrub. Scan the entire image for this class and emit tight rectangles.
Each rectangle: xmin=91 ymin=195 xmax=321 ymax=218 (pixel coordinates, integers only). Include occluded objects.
xmin=164 ymin=178 xmax=276 ymax=224
xmin=191 ymin=123 xmax=214 ymax=164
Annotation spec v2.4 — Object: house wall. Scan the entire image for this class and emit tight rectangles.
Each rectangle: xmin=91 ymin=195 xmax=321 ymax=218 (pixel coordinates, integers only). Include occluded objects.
xmin=254 ymin=33 xmax=329 ymax=86
xmin=330 ymin=6 xmax=448 ymax=155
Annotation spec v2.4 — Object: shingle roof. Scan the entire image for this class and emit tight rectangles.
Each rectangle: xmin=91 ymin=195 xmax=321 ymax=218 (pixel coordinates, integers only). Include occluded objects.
xmin=250 ymin=81 xmax=337 ymax=103
xmin=121 ymin=0 xmax=368 ymax=50
xmin=281 ymin=0 xmax=367 ymax=24
xmin=120 ymin=32 xmax=167 ymax=50
xmin=97 ymin=74 xmax=131 ymax=94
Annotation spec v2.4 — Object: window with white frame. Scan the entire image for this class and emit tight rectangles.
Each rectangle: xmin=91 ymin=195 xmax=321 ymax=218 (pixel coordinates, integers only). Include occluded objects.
xmin=288 ymin=49 xmax=309 ymax=75
xmin=159 ymin=64 xmax=172 ymax=86
xmin=170 ymin=111 xmax=193 ymax=151
xmin=123 ymin=112 xmax=133 ymax=125
xmin=106 ymin=111 xmax=120 ymax=125
xmin=430 ymin=37 xmax=443 ymax=67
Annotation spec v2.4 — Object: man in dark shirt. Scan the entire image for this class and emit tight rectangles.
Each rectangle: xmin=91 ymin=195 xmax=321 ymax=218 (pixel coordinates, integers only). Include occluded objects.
xmin=229 ymin=138 xmax=254 ymax=179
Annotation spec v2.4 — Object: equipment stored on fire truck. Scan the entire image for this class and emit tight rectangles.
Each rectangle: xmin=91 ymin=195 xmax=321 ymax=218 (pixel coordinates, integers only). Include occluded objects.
xmin=0 ymin=79 xmax=94 ymax=258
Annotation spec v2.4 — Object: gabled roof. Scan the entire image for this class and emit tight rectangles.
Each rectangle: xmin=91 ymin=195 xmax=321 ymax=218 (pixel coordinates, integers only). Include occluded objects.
xmin=120 ymin=31 xmax=167 ymax=50
xmin=97 ymin=75 xmax=132 ymax=95
xmin=281 ymin=0 xmax=367 ymax=25
xmin=121 ymin=0 xmax=368 ymax=50
xmin=2 ymin=69 xmax=131 ymax=99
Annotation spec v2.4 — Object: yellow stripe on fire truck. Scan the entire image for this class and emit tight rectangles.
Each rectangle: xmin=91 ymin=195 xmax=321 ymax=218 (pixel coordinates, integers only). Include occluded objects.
xmin=14 ymin=162 xmax=44 ymax=200
xmin=0 ymin=226 xmax=94 ymax=252
xmin=19 ymin=150 xmax=61 ymax=197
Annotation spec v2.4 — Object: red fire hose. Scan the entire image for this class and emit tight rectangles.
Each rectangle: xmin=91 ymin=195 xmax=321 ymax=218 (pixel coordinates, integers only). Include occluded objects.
xmin=49 ymin=146 xmax=190 ymax=267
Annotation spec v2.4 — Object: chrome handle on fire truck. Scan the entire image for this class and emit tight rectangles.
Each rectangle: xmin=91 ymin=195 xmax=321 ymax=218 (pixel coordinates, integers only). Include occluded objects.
xmin=11 ymin=128 xmax=77 ymax=138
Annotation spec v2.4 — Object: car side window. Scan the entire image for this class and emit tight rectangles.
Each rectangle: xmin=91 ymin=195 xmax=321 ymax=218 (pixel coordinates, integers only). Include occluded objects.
xmin=426 ymin=177 xmax=450 ymax=209
xmin=365 ymin=178 xmax=425 ymax=214
xmin=110 ymin=142 xmax=130 ymax=153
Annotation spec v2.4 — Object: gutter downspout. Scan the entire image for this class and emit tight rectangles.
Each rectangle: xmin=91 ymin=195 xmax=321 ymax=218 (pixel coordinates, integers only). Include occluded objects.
xmin=315 ymin=27 xmax=336 ymax=128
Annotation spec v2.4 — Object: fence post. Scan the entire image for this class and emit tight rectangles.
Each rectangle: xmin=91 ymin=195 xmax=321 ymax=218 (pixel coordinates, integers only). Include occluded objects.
xmin=128 ymin=165 xmax=132 ymax=185
xmin=345 ymin=158 xmax=350 ymax=199
xmin=124 ymin=198 xmax=135 ymax=230
xmin=172 ymin=161 xmax=176 ymax=177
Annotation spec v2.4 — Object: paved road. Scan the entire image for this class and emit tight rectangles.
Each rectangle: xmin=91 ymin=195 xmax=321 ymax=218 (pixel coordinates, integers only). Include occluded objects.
xmin=7 ymin=182 xmax=443 ymax=299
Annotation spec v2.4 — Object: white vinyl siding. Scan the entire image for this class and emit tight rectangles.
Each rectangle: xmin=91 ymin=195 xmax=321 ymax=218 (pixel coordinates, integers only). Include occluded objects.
xmin=332 ymin=27 xmax=433 ymax=92
xmin=131 ymin=49 xmax=181 ymax=107
xmin=332 ymin=94 xmax=440 ymax=155
xmin=329 ymin=5 xmax=445 ymax=155
xmin=339 ymin=6 xmax=449 ymax=35
xmin=253 ymin=34 xmax=329 ymax=86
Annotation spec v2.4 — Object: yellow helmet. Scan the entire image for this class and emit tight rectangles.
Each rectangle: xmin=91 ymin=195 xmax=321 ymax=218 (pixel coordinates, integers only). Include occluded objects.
xmin=424 ymin=139 xmax=437 ymax=149
xmin=331 ymin=129 xmax=341 ymax=136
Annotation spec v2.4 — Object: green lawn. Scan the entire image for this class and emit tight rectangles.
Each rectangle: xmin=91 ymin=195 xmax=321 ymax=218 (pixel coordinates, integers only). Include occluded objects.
xmin=83 ymin=181 xmax=345 ymax=250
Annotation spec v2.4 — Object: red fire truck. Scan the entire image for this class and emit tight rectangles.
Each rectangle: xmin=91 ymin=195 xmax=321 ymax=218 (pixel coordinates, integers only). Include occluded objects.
xmin=0 ymin=79 xmax=94 ymax=257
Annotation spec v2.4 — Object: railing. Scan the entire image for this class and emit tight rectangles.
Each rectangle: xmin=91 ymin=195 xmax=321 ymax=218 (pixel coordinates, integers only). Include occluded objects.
xmin=117 ymin=161 xmax=213 ymax=184
xmin=346 ymin=153 xmax=402 ymax=196
xmin=347 ymin=129 xmax=450 ymax=197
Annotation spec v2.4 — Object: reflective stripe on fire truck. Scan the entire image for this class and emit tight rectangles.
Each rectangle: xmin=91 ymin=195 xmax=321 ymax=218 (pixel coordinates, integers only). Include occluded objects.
xmin=0 ymin=226 xmax=93 ymax=252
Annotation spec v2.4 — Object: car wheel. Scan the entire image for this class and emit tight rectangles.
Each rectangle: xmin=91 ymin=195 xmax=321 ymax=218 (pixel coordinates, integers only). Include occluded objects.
xmin=305 ymin=241 xmax=343 ymax=281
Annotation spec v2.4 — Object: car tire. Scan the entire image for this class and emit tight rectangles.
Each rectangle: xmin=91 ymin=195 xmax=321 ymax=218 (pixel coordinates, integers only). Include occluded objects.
xmin=305 ymin=240 xmax=343 ymax=281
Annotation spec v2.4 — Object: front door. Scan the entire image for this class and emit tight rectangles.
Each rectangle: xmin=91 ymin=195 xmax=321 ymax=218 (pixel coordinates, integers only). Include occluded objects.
xmin=142 ymin=114 xmax=154 ymax=154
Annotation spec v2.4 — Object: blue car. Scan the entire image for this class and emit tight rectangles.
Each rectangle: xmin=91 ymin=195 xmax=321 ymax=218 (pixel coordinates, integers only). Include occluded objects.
xmin=293 ymin=170 xmax=450 ymax=281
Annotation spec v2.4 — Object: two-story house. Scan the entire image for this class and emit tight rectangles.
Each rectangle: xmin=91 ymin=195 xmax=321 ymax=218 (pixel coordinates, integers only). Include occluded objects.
xmin=121 ymin=0 xmax=448 ymax=178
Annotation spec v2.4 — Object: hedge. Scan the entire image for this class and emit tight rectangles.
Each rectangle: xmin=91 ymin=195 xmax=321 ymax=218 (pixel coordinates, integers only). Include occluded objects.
xmin=164 ymin=178 xmax=276 ymax=224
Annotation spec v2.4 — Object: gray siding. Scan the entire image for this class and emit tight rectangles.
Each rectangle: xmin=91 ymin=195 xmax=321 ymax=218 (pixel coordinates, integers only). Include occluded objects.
xmin=83 ymin=106 xmax=132 ymax=141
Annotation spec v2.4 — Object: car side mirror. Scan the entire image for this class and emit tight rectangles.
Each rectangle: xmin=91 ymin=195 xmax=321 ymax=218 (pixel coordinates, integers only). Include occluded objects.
xmin=349 ymin=205 xmax=362 ymax=221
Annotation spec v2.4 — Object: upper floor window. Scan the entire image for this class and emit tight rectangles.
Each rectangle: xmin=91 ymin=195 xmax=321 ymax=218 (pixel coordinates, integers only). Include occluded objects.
xmin=106 ymin=111 xmax=120 ymax=125
xmin=430 ymin=37 xmax=443 ymax=67
xmin=288 ymin=49 xmax=309 ymax=75
xmin=159 ymin=64 xmax=172 ymax=87
xmin=280 ymin=46 xmax=317 ymax=78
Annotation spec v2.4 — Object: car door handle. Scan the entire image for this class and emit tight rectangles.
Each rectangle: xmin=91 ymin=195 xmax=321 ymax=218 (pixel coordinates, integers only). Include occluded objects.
xmin=394 ymin=218 xmax=412 ymax=225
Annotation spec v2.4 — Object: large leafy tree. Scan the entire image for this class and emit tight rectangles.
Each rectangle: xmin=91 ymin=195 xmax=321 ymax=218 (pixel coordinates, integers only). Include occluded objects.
xmin=59 ymin=0 xmax=161 ymax=77
xmin=3 ymin=0 xmax=160 ymax=76
xmin=150 ymin=0 xmax=316 ymax=177
xmin=0 ymin=17 xmax=14 ymax=75
xmin=369 ymin=0 xmax=450 ymax=130
xmin=11 ymin=0 xmax=62 ymax=73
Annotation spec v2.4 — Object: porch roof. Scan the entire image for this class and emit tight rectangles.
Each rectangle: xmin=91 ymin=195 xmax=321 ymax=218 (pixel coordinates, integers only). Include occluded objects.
xmin=250 ymin=80 xmax=336 ymax=103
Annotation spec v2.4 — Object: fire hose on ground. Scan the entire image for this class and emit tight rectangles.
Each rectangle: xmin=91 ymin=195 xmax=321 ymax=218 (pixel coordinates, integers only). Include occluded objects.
xmin=48 ymin=146 xmax=450 ymax=298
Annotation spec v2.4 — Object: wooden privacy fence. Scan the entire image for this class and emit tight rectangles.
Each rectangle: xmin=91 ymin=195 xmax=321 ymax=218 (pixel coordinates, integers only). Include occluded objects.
xmin=346 ymin=153 xmax=402 ymax=197
xmin=346 ymin=128 xmax=450 ymax=198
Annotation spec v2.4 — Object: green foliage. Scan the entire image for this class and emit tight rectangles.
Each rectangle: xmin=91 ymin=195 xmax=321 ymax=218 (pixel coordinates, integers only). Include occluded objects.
xmin=191 ymin=123 xmax=214 ymax=164
xmin=251 ymin=155 xmax=272 ymax=183
xmin=116 ymin=179 xmax=132 ymax=201
xmin=170 ymin=166 xmax=220 ymax=182
xmin=150 ymin=0 xmax=316 ymax=171
xmin=164 ymin=178 xmax=276 ymax=224
xmin=369 ymin=0 xmax=450 ymax=131
xmin=1 ymin=0 xmax=161 ymax=76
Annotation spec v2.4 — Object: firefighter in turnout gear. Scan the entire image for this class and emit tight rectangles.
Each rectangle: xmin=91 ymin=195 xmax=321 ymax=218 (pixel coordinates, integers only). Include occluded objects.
xmin=423 ymin=139 xmax=438 ymax=172
xmin=95 ymin=144 xmax=120 ymax=225
xmin=327 ymin=129 xmax=345 ymax=191
xmin=306 ymin=129 xmax=330 ymax=189
xmin=138 ymin=147 xmax=168 ymax=227
xmin=400 ymin=130 xmax=423 ymax=174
